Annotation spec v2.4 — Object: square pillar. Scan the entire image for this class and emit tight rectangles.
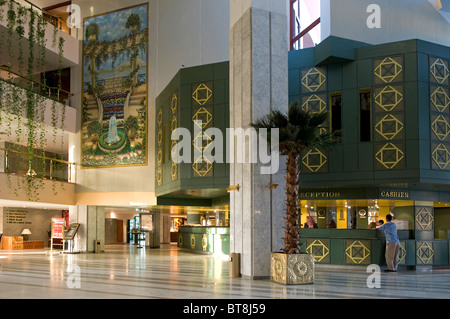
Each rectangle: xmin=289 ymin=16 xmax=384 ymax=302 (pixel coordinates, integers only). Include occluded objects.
xmin=230 ymin=0 xmax=289 ymax=279
xmin=69 ymin=205 xmax=105 ymax=253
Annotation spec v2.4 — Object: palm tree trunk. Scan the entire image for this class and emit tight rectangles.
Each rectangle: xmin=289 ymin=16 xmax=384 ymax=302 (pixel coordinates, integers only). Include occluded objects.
xmin=283 ymin=150 xmax=301 ymax=254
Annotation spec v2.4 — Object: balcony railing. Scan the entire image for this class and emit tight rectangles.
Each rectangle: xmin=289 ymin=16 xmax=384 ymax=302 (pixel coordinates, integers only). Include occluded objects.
xmin=0 ymin=67 xmax=73 ymax=105
xmin=11 ymin=0 xmax=72 ymax=36
xmin=0 ymin=147 xmax=76 ymax=183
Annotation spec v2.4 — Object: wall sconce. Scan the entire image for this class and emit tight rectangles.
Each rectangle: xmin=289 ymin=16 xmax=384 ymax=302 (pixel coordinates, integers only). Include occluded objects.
xmin=269 ymin=182 xmax=278 ymax=190
xmin=227 ymin=184 xmax=239 ymax=192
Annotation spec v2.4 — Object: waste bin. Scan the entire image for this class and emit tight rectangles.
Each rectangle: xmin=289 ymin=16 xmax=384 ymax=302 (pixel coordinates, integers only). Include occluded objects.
xmin=94 ymin=240 xmax=101 ymax=253
xmin=229 ymin=253 xmax=240 ymax=278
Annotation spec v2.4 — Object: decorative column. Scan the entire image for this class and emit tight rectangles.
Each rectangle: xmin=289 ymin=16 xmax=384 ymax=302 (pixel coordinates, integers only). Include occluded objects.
xmin=229 ymin=0 xmax=289 ymax=279
xmin=414 ymin=201 xmax=435 ymax=267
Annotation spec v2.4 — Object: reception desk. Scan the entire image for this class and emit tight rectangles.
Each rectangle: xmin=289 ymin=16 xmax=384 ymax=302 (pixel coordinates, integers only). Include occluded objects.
xmin=177 ymin=226 xmax=230 ymax=256
xmin=300 ymin=229 xmax=449 ymax=267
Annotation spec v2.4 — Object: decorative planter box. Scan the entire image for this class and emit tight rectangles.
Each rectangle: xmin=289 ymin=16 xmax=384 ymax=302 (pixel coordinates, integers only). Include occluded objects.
xmin=270 ymin=252 xmax=314 ymax=285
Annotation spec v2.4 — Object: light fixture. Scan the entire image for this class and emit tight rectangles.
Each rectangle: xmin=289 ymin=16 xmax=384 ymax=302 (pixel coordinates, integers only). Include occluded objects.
xmin=21 ymin=229 xmax=32 ymax=241
xmin=227 ymin=184 xmax=239 ymax=192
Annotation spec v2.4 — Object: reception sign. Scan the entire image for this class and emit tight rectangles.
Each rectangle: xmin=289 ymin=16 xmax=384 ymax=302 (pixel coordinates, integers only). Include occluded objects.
xmin=81 ymin=4 xmax=148 ymax=168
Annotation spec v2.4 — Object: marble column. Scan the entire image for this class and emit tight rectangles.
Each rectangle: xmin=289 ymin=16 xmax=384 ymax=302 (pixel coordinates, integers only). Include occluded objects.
xmin=229 ymin=0 xmax=289 ymax=279
xmin=69 ymin=205 xmax=105 ymax=253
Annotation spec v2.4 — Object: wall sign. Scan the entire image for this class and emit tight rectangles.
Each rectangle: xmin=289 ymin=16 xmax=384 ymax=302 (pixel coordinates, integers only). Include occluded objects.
xmin=299 ymin=191 xmax=341 ymax=199
xmin=379 ymin=190 xmax=410 ymax=199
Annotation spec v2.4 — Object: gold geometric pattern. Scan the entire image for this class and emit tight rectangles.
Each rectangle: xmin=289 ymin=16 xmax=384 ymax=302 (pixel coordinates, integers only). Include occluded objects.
xmin=192 ymin=131 xmax=212 ymax=154
xmin=171 ymin=161 xmax=177 ymax=180
xmin=398 ymin=242 xmax=407 ymax=265
xmin=192 ymin=83 xmax=212 ymax=105
xmin=202 ymin=234 xmax=208 ymax=251
xmin=374 ymin=86 xmax=403 ymax=112
xmin=157 ymin=109 xmax=163 ymax=125
xmin=302 ymin=94 xmax=327 ymax=114
xmin=374 ymin=57 xmax=403 ymax=83
xmin=171 ymin=93 xmax=178 ymax=113
xmin=375 ymin=114 xmax=404 ymax=140
xmin=193 ymin=107 xmax=212 ymax=129
xmin=301 ymin=68 xmax=326 ymax=92
xmin=156 ymin=167 xmax=162 ymax=186
xmin=375 ymin=143 xmax=404 ymax=169
xmin=157 ymin=128 xmax=163 ymax=146
xmin=430 ymin=58 xmax=449 ymax=84
xmin=417 ymin=242 xmax=434 ymax=264
xmin=302 ymin=148 xmax=327 ymax=172
xmin=345 ymin=240 xmax=370 ymax=264
xmin=306 ymin=239 xmax=329 ymax=263
xmin=193 ymin=160 xmax=213 ymax=177
xmin=157 ymin=108 xmax=163 ymax=186
xmin=415 ymin=207 xmax=434 ymax=230
xmin=432 ymin=144 xmax=450 ymax=169
xmin=190 ymin=234 xmax=196 ymax=249
xmin=432 ymin=115 xmax=450 ymax=141
xmin=431 ymin=86 xmax=450 ymax=112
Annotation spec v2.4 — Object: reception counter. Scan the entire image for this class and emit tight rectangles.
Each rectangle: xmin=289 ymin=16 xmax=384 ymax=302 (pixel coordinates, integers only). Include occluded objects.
xmin=177 ymin=226 xmax=230 ymax=256
xmin=178 ymin=226 xmax=449 ymax=267
xmin=299 ymin=229 xmax=449 ymax=267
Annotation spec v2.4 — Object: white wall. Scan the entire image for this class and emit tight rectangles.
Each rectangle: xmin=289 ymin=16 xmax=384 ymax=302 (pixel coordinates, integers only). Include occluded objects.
xmin=321 ymin=0 xmax=450 ymax=47
xmin=72 ymin=0 xmax=230 ymax=205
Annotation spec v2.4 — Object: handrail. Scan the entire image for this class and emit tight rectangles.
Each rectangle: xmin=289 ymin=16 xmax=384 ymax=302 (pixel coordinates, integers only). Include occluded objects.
xmin=0 ymin=66 xmax=73 ymax=99
xmin=0 ymin=146 xmax=76 ymax=182
xmin=11 ymin=0 xmax=69 ymax=30
xmin=0 ymin=147 xmax=75 ymax=166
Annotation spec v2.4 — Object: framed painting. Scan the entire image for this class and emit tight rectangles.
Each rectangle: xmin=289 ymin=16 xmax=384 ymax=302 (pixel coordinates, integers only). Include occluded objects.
xmin=81 ymin=4 xmax=148 ymax=168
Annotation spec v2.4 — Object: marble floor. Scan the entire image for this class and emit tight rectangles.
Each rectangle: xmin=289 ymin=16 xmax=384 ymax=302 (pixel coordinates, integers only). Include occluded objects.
xmin=0 ymin=244 xmax=448 ymax=300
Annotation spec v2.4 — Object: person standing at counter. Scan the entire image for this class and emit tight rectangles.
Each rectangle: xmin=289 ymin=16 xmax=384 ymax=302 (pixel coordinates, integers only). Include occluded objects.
xmin=377 ymin=214 xmax=400 ymax=272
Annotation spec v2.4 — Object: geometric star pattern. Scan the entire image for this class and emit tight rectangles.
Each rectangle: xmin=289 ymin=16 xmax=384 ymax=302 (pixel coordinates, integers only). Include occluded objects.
xmin=431 ymin=115 xmax=450 ymax=141
xmin=432 ymin=143 xmax=450 ymax=169
xmin=345 ymin=240 xmax=371 ymax=264
xmin=430 ymin=58 xmax=449 ymax=84
xmin=301 ymin=67 xmax=326 ymax=92
xmin=192 ymin=83 xmax=213 ymax=105
xmin=306 ymin=239 xmax=330 ymax=263
xmin=375 ymin=143 xmax=404 ymax=169
xmin=302 ymin=148 xmax=327 ymax=172
xmin=374 ymin=86 xmax=403 ymax=112
xmin=417 ymin=242 xmax=434 ymax=265
xmin=431 ymin=87 xmax=450 ymax=112
xmin=375 ymin=114 xmax=404 ymax=140
xmin=374 ymin=57 xmax=403 ymax=83
xmin=415 ymin=207 xmax=434 ymax=230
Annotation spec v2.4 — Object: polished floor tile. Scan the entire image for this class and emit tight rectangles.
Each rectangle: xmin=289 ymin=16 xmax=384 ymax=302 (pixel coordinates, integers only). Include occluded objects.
xmin=0 ymin=244 xmax=448 ymax=299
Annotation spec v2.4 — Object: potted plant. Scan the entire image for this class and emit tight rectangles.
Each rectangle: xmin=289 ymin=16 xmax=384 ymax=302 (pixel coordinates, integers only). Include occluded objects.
xmin=251 ymin=101 xmax=337 ymax=284
xmin=87 ymin=120 xmax=102 ymax=151
xmin=124 ymin=115 xmax=139 ymax=147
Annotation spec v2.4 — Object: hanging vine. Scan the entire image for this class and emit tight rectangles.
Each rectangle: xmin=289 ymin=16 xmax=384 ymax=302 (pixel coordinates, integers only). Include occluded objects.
xmin=0 ymin=0 xmax=67 ymax=201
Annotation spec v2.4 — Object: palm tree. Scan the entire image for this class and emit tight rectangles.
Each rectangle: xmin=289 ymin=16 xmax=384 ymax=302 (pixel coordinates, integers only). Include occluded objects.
xmin=251 ymin=101 xmax=337 ymax=254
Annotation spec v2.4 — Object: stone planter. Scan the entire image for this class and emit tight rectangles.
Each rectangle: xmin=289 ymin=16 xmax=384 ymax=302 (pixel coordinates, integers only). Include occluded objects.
xmin=270 ymin=252 xmax=314 ymax=285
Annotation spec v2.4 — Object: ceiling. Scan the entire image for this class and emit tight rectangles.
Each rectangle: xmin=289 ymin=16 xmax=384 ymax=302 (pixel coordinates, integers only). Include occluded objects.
xmin=29 ymin=0 xmax=69 ymax=9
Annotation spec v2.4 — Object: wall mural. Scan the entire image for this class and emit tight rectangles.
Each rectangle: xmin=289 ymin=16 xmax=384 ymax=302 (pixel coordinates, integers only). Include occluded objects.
xmin=81 ymin=4 xmax=148 ymax=168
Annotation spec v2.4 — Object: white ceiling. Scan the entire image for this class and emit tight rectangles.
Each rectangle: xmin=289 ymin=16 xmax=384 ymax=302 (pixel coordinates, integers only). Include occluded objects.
xmin=29 ymin=0 xmax=69 ymax=9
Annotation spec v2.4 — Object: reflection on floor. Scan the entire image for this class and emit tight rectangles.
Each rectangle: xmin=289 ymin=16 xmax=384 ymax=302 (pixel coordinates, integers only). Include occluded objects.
xmin=0 ymin=244 xmax=448 ymax=299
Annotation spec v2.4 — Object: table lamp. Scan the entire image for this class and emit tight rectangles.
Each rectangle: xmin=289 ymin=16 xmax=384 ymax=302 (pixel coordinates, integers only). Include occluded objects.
xmin=21 ymin=229 xmax=31 ymax=241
